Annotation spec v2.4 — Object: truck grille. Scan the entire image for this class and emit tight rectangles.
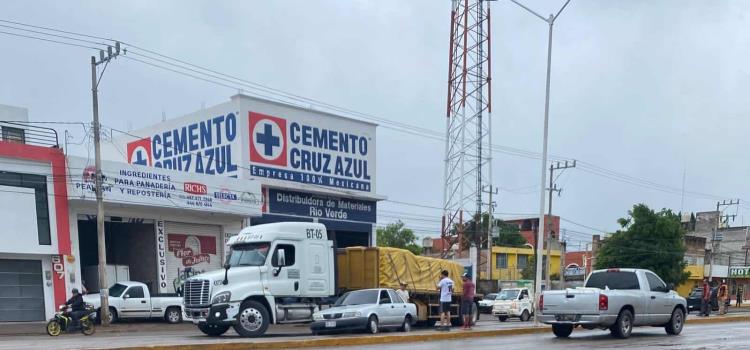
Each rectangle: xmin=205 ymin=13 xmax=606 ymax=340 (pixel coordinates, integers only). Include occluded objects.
xmin=184 ymin=279 xmax=210 ymax=306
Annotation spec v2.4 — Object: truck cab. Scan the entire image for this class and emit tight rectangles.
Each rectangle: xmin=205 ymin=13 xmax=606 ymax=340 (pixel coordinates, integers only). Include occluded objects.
xmin=491 ymin=288 xmax=534 ymax=322
xmin=183 ymin=222 xmax=335 ymax=337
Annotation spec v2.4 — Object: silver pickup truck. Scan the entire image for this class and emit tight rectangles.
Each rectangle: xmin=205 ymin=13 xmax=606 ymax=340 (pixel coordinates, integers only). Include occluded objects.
xmin=539 ymin=268 xmax=687 ymax=339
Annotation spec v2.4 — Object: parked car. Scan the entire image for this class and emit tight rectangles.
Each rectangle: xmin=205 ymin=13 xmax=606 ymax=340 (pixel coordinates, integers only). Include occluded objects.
xmin=84 ymin=281 xmax=183 ymax=324
xmin=310 ymin=288 xmax=417 ymax=335
xmin=686 ymin=287 xmax=731 ymax=313
xmin=478 ymin=293 xmax=497 ymax=313
xmin=492 ymin=288 xmax=534 ymax=322
xmin=539 ymin=268 xmax=687 ymax=339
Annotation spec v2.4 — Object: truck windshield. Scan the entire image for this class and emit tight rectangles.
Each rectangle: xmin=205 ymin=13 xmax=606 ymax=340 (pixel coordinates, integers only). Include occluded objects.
xmin=226 ymin=242 xmax=270 ymax=267
xmin=109 ymin=283 xmax=127 ymax=297
xmin=585 ymin=271 xmax=640 ymax=290
xmin=497 ymin=290 xmax=520 ymax=300
xmin=335 ymin=290 xmax=379 ymax=306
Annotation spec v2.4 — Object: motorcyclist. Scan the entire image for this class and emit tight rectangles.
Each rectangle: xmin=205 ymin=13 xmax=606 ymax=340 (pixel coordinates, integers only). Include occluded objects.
xmin=65 ymin=288 xmax=86 ymax=328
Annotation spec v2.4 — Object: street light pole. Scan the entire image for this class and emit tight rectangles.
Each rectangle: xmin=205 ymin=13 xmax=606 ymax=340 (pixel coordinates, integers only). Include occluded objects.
xmin=507 ymin=0 xmax=571 ymax=326
xmin=90 ymin=42 xmax=123 ymax=326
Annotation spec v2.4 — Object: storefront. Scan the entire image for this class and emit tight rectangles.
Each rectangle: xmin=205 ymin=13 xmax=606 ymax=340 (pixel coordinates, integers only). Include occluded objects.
xmin=66 ymin=156 xmax=261 ymax=293
xmin=729 ymin=266 xmax=750 ymax=303
xmin=102 ymin=94 xmax=383 ymax=248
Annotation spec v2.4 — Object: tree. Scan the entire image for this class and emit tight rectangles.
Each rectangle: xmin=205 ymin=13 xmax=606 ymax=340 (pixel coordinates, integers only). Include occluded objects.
xmin=521 ymin=256 xmax=535 ymax=280
xmin=493 ymin=221 xmax=528 ymax=247
xmin=377 ymin=221 xmax=421 ymax=255
xmin=595 ymin=204 xmax=690 ymax=285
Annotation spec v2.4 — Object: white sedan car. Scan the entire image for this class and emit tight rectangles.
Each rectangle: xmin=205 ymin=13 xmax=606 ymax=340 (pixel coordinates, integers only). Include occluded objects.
xmin=311 ymin=288 xmax=417 ymax=334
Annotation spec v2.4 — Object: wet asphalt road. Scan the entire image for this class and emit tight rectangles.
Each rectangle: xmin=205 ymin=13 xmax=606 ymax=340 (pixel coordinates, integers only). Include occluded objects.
xmin=313 ymin=321 xmax=750 ymax=350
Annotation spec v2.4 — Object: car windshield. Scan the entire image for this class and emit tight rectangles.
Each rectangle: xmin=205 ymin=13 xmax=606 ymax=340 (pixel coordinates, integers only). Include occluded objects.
xmin=497 ymin=290 xmax=520 ymax=300
xmin=334 ymin=290 xmax=379 ymax=306
xmin=226 ymin=242 xmax=270 ymax=267
xmin=484 ymin=294 xmax=497 ymax=300
xmin=108 ymin=283 xmax=127 ymax=297
xmin=689 ymin=289 xmax=702 ymax=297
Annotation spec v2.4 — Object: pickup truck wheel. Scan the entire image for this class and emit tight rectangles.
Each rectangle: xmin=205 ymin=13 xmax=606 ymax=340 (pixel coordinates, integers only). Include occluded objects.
xmin=233 ymin=300 xmax=270 ymax=337
xmin=520 ymin=310 xmax=530 ymax=322
xmin=665 ymin=308 xmax=685 ymax=335
xmin=165 ymin=307 xmax=182 ymax=324
xmin=498 ymin=316 xmax=508 ymax=322
xmin=401 ymin=316 xmax=412 ymax=332
xmin=552 ymin=324 xmax=573 ymax=338
xmin=97 ymin=307 xmax=117 ymax=324
xmin=198 ymin=324 xmax=230 ymax=337
xmin=610 ymin=309 xmax=633 ymax=339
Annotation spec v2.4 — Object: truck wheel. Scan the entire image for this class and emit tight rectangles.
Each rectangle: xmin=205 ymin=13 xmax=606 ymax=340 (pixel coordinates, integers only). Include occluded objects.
xmin=520 ymin=310 xmax=530 ymax=322
xmin=366 ymin=315 xmax=379 ymax=334
xmin=97 ymin=307 xmax=118 ymax=324
xmin=665 ymin=307 xmax=684 ymax=335
xmin=198 ymin=324 xmax=230 ymax=337
xmin=552 ymin=324 xmax=573 ymax=338
xmin=498 ymin=316 xmax=508 ymax=322
xmin=401 ymin=316 xmax=412 ymax=332
xmin=610 ymin=309 xmax=633 ymax=339
xmin=165 ymin=307 xmax=183 ymax=324
xmin=233 ymin=300 xmax=270 ymax=337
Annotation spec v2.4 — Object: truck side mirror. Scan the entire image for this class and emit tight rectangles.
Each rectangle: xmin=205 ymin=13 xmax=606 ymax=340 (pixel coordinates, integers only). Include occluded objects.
xmin=277 ymin=249 xmax=286 ymax=267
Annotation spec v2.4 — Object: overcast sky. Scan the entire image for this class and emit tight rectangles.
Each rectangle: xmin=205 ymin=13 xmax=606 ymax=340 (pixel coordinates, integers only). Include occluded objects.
xmin=2 ymin=0 xmax=750 ymax=250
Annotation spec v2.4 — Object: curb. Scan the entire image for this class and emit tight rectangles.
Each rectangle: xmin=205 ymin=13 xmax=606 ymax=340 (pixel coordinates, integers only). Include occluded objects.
xmin=98 ymin=315 xmax=750 ymax=350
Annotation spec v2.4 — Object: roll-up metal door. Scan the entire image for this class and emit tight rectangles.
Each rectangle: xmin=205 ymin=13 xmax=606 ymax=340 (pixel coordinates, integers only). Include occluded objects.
xmin=164 ymin=222 xmax=222 ymax=293
xmin=0 ymin=259 xmax=45 ymax=321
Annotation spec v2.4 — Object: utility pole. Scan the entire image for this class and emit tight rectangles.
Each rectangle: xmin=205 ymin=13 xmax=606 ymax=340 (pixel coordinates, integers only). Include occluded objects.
xmin=545 ymin=160 xmax=575 ymax=291
xmin=91 ymin=42 xmax=123 ymax=326
xmin=709 ymin=199 xmax=739 ymax=281
xmin=505 ymin=0 xmax=572 ymax=326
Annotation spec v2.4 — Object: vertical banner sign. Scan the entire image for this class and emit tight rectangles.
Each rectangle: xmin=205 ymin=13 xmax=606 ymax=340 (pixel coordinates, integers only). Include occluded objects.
xmin=51 ymin=255 xmax=65 ymax=280
xmin=155 ymin=220 xmax=167 ymax=293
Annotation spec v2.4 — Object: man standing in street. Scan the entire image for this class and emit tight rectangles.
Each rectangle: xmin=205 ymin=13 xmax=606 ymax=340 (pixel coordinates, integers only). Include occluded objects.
xmin=701 ymin=278 xmax=711 ymax=317
xmin=461 ymin=274 xmax=475 ymax=330
xmin=737 ymin=285 xmax=744 ymax=307
xmin=718 ymin=279 xmax=728 ymax=315
xmin=396 ymin=282 xmax=410 ymax=303
xmin=436 ymin=270 xmax=454 ymax=331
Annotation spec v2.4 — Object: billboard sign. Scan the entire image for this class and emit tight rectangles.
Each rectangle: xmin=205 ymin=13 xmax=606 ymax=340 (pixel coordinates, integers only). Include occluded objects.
xmin=67 ymin=156 xmax=261 ymax=216
xmin=266 ymin=188 xmax=376 ymax=223
xmin=248 ymin=110 xmax=375 ymax=193
xmin=729 ymin=266 xmax=750 ymax=278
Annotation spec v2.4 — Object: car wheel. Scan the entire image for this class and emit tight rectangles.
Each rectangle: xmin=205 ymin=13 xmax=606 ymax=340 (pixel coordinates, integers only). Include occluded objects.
xmin=233 ymin=300 xmax=270 ymax=337
xmin=165 ymin=307 xmax=182 ymax=324
xmin=520 ymin=310 xmax=530 ymax=322
xmin=610 ymin=309 xmax=633 ymax=339
xmin=198 ymin=324 xmax=230 ymax=337
xmin=97 ymin=307 xmax=118 ymax=324
xmin=367 ymin=315 xmax=379 ymax=334
xmin=498 ymin=316 xmax=508 ymax=322
xmin=665 ymin=307 xmax=684 ymax=335
xmin=552 ymin=324 xmax=573 ymax=338
xmin=401 ymin=316 xmax=412 ymax=332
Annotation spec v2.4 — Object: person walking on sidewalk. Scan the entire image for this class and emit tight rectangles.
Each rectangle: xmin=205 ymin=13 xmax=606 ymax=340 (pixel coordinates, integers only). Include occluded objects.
xmin=718 ymin=280 xmax=728 ymax=315
xmin=737 ymin=286 xmax=744 ymax=307
xmin=396 ymin=282 xmax=410 ymax=303
xmin=701 ymin=278 xmax=711 ymax=317
xmin=461 ymin=274 xmax=476 ymax=330
xmin=436 ymin=270 xmax=454 ymax=331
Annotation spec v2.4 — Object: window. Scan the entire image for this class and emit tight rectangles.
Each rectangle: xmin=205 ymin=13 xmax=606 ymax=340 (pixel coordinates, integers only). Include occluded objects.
xmin=379 ymin=290 xmax=392 ymax=304
xmin=585 ymin=271 xmax=640 ymax=290
xmin=226 ymin=242 xmax=270 ymax=267
xmin=496 ymin=253 xmax=508 ymax=268
xmin=335 ymin=290 xmax=379 ymax=306
xmin=1 ymin=126 xmax=25 ymax=144
xmin=517 ymin=255 xmax=529 ymax=269
xmin=388 ymin=289 xmax=404 ymax=303
xmin=0 ymin=171 xmax=50 ymax=245
xmin=646 ymin=272 xmax=667 ymax=293
xmin=126 ymin=286 xmax=145 ymax=298
xmin=271 ymin=244 xmax=296 ymax=267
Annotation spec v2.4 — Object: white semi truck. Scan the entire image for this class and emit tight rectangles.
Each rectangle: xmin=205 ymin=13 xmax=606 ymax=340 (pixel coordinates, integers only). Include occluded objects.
xmin=183 ymin=222 xmax=476 ymax=337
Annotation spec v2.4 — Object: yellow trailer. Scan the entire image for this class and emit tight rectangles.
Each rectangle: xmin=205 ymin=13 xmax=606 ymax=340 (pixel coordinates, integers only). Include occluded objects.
xmin=336 ymin=247 xmax=478 ymax=324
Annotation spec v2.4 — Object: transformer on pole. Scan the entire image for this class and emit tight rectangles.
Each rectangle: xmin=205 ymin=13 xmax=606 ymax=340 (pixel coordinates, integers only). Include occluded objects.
xmin=441 ymin=0 xmax=493 ymax=273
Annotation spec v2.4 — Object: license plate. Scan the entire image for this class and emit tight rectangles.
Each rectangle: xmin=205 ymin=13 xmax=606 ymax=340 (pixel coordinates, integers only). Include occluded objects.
xmin=325 ymin=321 xmax=336 ymax=328
xmin=555 ymin=314 xmax=577 ymax=322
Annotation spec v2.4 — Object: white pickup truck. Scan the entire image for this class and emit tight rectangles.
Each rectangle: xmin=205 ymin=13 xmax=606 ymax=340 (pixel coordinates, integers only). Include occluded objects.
xmin=492 ymin=288 xmax=534 ymax=322
xmin=539 ymin=268 xmax=687 ymax=339
xmin=84 ymin=281 xmax=184 ymax=324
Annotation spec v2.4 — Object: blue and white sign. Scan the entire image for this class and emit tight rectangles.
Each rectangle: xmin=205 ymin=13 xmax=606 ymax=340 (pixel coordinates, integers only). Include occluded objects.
xmin=67 ymin=156 xmax=261 ymax=216
xmin=266 ymin=188 xmax=376 ymax=223
xmin=248 ymin=109 xmax=376 ymax=193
